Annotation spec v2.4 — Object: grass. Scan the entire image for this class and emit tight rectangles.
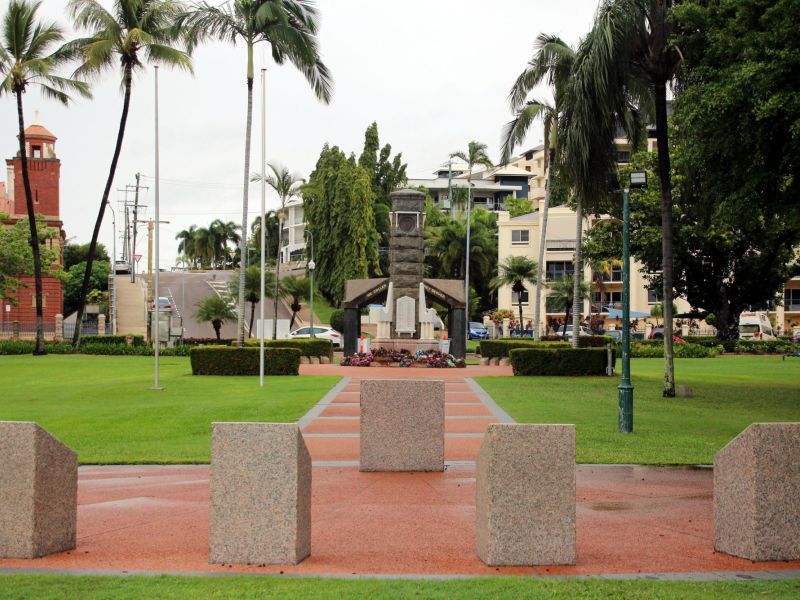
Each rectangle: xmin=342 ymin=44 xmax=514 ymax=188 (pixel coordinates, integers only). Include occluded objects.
xmin=0 ymin=355 xmax=338 ymax=464
xmin=476 ymin=356 xmax=800 ymax=464
xmin=310 ymin=292 xmax=336 ymax=327
xmin=1 ymin=574 xmax=798 ymax=599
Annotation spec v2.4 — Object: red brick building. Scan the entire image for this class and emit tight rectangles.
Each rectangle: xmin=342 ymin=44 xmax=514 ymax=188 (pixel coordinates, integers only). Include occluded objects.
xmin=1 ymin=120 xmax=66 ymax=334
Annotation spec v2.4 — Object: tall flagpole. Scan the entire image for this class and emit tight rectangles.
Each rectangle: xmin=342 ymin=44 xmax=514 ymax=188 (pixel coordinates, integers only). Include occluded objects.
xmin=152 ymin=65 xmax=162 ymax=390
xmin=259 ymin=68 xmax=266 ymax=386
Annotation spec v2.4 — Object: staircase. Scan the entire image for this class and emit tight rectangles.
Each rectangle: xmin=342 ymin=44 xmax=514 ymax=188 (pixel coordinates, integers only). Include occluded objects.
xmin=114 ymin=276 xmax=147 ymax=335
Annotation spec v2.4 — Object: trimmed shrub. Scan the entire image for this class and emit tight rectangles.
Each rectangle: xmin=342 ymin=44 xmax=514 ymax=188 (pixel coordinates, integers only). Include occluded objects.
xmin=241 ymin=338 xmax=333 ymax=358
xmin=578 ymin=335 xmax=614 ymax=348
xmin=683 ymin=336 xmax=722 ymax=348
xmin=330 ymin=309 xmax=345 ymax=335
xmin=629 ymin=342 xmax=722 ymax=358
xmin=181 ymin=337 xmax=235 ymax=347
xmin=0 ymin=341 xmax=73 ymax=355
xmin=510 ymin=347 xmax=615 ymax=376
xmin=480 ymin=339 xmax=570 ymax=359
xmin=734 ymin=339 xmax=794 ymax=354
xmin=80 ymin=334 xmax=145 ymax=346
xmin=190 ymin=346 xmax=300 ymax=375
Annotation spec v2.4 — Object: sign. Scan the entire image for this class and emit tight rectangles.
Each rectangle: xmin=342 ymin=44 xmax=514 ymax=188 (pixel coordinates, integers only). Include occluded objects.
xmin=395 ymin=296 xmax=416 ymax=334
xmin=134 ymin=254 xmax=142 ymax=264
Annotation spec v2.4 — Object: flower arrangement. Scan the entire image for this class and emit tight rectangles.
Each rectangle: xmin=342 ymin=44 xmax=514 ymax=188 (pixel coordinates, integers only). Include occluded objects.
xmin=490 ymin=309 xmax=514 ymax=325
xmin=340 ymin=348 xmax=465 ymax=368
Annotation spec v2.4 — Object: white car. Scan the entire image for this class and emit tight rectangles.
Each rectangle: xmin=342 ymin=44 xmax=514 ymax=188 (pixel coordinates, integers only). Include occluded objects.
xmin=288 ymin=326 xmax=342 ymax=347
xmin=553 ymin=325 xmax=593 ymax=338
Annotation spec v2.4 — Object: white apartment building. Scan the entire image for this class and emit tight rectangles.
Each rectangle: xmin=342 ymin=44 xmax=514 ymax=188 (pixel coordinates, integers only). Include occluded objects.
xmin=280 ymin=196 xmax=306 ymax=265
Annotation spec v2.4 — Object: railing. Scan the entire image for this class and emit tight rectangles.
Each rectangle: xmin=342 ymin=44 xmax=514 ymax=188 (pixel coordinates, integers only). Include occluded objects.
xmin=546 ymin=239 xmax=577 ymax=251
xmin=785 ymin=303 xmax=800 ymax=312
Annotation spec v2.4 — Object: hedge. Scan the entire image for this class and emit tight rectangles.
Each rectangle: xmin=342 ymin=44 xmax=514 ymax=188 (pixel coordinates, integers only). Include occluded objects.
xmin=0 ymin=341 xmax=73 ymax=355
xmin=510 ymin=347 xmax=615 ymax=376
xmin=241 ymin=338 xmax=333 ymax=358
xmin=480 ymin=339 xmax=570 ymax=359
xmin=0 ymin=340 xmax=190 ymax=356
xmin=540 ymin=334 xmax=613 ymax=347
xmin=190 ymin=346 xmax=300 ymax=376
xmin=181 ymin=337 xmax=235 ymax=347
xmin=80 ymin=334 xmax=145 ymax=347
xmin=629 ymin=342 xmax=722 ymax=358
xmin=734 ymin=339 xmax=795 ymax=354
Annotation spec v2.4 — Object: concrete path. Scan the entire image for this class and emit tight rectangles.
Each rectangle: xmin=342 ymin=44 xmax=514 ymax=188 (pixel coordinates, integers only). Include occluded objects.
xmin=113 ymin=276 xmax=147 ymax=336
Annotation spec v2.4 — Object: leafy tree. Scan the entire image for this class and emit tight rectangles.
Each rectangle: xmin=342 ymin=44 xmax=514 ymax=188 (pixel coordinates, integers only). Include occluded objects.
xmin=501 ymin=33 xmax=576 ymax=342
xmin=0 ymin=215 xmax=63 ymax=303
xmin=281 ymin=275 xmax=310 ymax=329
xmin=64 ymin=242 xmax=108 ymax=270
xmin=64 ymin=260 xmax=110 ymax=316
xmin=303 ymin=145 xmax=379 ymax=306
xmin=193 ymin=294 xmax=236 ymax=341
xmin=248 ymin=211 xmax=279 ymax=266
xmin=547 ymin=276 xmax=591 ymax=336
xmin=67 ymin=0 xmax=192 ymax=347
xmin=175 ymin=221 xmax=240 ymax=269
xmin=492 ymin=256 xmax=538 ymax=330
xmin=503 ymin=197 xmax=534 ymax=218
xmin=178 ymin=0 xmax=332 ymax=347
xmin=650 ymin=302 xmax=678 ymax=328
xmin=1 ymin=0 xmax=90 ymax=354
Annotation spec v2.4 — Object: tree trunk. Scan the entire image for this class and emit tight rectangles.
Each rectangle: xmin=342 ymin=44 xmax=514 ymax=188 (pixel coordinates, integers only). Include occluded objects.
xmin=517 ymin=295 xmax=524 ymax=334
xmin=571 ymin=199 xmax=584 ymax=348
xmin=213 ymin=319 xmax=221 ymax=340
xmin=249 ymin=300 xmax=256 ymax=337
xmin=655 ymin=81 xmax=675 ymax=397
xmin=15 ymin=91 xmax=46 ymax=355
xmin=72 ymin=64 xmax=133 ymax=347
xmin=563 ymin=305 xmax=570 ymax=336
xmin=533 ymin=147 xmax=553 ymax=342
xmin=273 ymin=212 xmax=282 ymax=340
xmin=236 ymin=43 xmax=255 ymax=347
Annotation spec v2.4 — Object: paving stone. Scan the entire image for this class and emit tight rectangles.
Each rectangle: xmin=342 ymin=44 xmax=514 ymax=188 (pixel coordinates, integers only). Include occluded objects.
xmin=210 ymin=423 xmax=311 ymax=565
xmin=360 ymin=380 xmax=444 ymax=472
xmin=715 ymin=423 xmax=800 ymax=561
xmin=0 ymin=421 xmax=77 ymax=559
xmin=476 ymin=423 xmax=576 ymax=566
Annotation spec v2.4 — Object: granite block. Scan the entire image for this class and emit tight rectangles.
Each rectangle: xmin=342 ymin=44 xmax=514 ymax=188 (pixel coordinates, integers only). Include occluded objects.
xmin=476 ymin=424 xmax=576 ymax=566
xmin=714 ymin=423 xmax=800 ymax=561
xmin=0 ymin=421 xmax=77 ymax=559
xmin=360 ymin=379 xmax=444 ymax=472
xmin=210 ymin=423 xmax=311 ymax=565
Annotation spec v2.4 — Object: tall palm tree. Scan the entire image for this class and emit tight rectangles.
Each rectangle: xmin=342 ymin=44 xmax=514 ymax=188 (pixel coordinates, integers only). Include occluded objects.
xmin=548 ymin=276 xmax=591 ymax=336
xmin=1 ymin=0 xmax=91 ymax=355
xmin=175 ymin=225 xmax=198 ymax=267
xmin=252 ymin=163 xmax=304 ymax=339
xmin=229 ymin=265 xmax=280 ymax=337
xmin=492 ymin=256 xmax=537 ymax=331
xmin=570 ymin=0 xmax=681 ymax=395
xmin=193 ymin=294 xmax=236 ymax=340
xmin=589 ymin=256 xmax=622 ymax=315
xmin=450 ymin=141 xmax=493 ymax=322
xmin=177 ymin=0 xmax=333 ymax=347
xmin=425 ymin=213 xmax=495 ymax=281
xmin=209 ymin=219 xmax=240 ymax=267
xmin=193 ymin=226 xmax=214 ymax=268
xmin=67 ymin=0 xmax=192 ymax=347
xmin=501 ymin=33 xmax=577 ymax=342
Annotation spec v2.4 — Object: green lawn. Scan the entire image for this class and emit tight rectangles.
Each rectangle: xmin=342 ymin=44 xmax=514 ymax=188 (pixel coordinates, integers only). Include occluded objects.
xmin=0 ymin=355 xmax=338 ymax=464
xmin=2 ymin=574 xmax=798 ymax=599
xmin=477 ymin=356 xmax=800 ymax=464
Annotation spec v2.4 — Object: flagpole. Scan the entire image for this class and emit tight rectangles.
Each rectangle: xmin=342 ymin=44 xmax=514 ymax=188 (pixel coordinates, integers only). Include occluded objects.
xmin=259 ymin=68 xmax=266 ymax=386
xmin=152 ymin=65 xmax=162 ymax=390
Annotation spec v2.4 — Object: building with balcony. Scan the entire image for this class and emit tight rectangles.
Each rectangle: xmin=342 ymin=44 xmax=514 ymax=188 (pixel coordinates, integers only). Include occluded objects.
xmin=279 ymin=196 xmax=306 ymax=265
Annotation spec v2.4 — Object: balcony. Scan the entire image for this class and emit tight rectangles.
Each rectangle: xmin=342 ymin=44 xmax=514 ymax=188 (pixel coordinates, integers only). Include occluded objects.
xmin=546 ymin=239 xmax=577 ymax=251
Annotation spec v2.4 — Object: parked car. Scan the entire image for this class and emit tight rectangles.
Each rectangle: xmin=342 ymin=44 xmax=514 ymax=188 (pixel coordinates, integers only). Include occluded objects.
xmin=603 ymin=330 xmax=624 ymax=341
xmin=288 ymin=326 xmax=341 ymax=347
xmin=151 ymin=296 xmax=172 ymax=312
xmin=553 ymin=325 xmax=593 ymax=338
xmin=113 ymin=260 xmax=130 ymax=274
xmin=468 ymin=321 xmax=489 ymax=340
xmin=648 ymin=327 xmax=685 ymax=343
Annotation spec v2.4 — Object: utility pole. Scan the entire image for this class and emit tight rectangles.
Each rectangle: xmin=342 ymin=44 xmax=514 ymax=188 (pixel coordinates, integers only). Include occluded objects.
xmin=119 ymin=175 xmax=148 ymax=283
xmin=131 ymin=173 xmax=145 ymax=283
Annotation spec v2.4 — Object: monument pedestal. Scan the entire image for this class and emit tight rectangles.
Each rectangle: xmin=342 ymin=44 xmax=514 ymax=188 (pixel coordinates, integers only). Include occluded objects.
xmin=372 ymin=338 xmax=439 ymax=354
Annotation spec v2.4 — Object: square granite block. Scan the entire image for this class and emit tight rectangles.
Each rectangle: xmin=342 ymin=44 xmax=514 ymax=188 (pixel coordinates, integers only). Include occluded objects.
xmin=0 ymin=421 xmax=77 ymax=559
xmin=210 ymin=423 xmax=311 ymax=565
xmin=476 ymin=424 xmax=576 ymax=566
xmin=714 ymin=422 xmax=800 ymax=561
xmin=360 ymin=379 xmax=445 ymax=472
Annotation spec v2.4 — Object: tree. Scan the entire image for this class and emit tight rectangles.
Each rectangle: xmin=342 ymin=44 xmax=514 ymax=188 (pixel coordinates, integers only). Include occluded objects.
xmin=64 ymin=242 xmax=108 ymax=270
xmin=503 ymin=197 xmax=534 ymax=218
xmin=64 ymin=260 xmax=110 ymax=316
xmin=501 ymin=33 xmax=577 ymax=342
xmin=281 ymin=275 xmax=310 ymax=329
xmin=492 ymin=256 xmax=537 ymax=330
xmin=251 ymin=163 xmax=303 ymax=340
xmin=450 ymin=142 xmax=493 ymax=325
xmin=650 ymin=302 xmax=677 ymax=328
xmin=193 ymin=294 xmax=236 ymax=340
xmin=547 ymin=276 xmax=591 ymax=336
xmin=67 ymin=0 xmax=192 ymax=347
xmin=208 ymin=219 xmax=240 ymax=267
xmin=568 ymin=0 xmax=682 ymax=395
xmin=0 ymin=215 xmax=63 ymax=303
xmin=175 ymin=226 xmax=199 ymax=268
xmin=1 ymin=0 xmax=90 ymax=354
xmin=178 ymin=0 xmax=333 ymax=348
xmin=229 ymin=265 xmax=281 ymax=337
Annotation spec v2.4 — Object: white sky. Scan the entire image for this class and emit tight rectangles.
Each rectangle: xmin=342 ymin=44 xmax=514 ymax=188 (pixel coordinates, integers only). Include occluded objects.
xmin=1 ymin=0 xmax=599 ymax=268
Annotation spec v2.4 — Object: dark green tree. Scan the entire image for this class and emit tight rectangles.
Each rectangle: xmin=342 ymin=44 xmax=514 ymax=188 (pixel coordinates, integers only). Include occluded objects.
xmin=281 ymin=275 xmax=310 ymax=329
xmin=547 ymin=276 xmax=590 ymax=336
xmin=64 ymin=260 xmax=110 ymax=316
xmin=193 ymin=294 xmax=236 ymax=340
xmin=64 ymin=243 xmax=109 ymax=270
xmin=492 ymin=256 xmax=538 ymax=330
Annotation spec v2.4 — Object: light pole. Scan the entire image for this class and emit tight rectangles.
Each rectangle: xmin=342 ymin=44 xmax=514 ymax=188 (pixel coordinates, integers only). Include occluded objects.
xmin=307 ymin=230 xmax=315 ymax=338
xmin=618 ymin=170 xmax=647 ymax=433
xmin=259 ymin=68 xmax=267 ymax=387
xmin=152 ymin=65 xmax=162 ymax=390
xmin=107 ymin=202 xmax=117 ymax=335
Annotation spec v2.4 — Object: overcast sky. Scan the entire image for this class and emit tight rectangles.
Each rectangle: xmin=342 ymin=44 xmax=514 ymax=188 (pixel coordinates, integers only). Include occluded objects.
xmin=2 ymin=0 xmax=600 ymax=269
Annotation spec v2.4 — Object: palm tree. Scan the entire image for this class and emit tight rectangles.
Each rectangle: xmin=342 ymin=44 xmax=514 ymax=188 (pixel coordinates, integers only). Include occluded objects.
xmin=450 ymin=142 xmax=493 ymax=322
xmin=492 ymin=256 xmax=537 ymax=331
xmin=1 ymin=0 xmax=91 ymax=355
xmin=193 ymin=226 xmax=214 ymax=268
xmin=177 ymin=0 xmax=333 ymax=348
xmin=251 ymin=163 xmax=304 ymax=339
xmin=193 ymin=294 xmax=236 ymax=340
xmin=209 ymin=219 xmax=240 ymax=267
xmin=175 ymin=225 xmax=198 ymax=267
xmin=281 ymin=275 xmax=310 ymax=329
xmin=229 ymin=265 xmax=280 ymax=337
xmin=67 ymin=0 xmax=192 ymax=347
xmin=548 ymin=276 xmax=591 ymax=336
xmin=589 ymin=257 xmax=622 ymax=316
xmin=501 ymin=33 xmax=577 ymax=342
xmin=570 ymin=0 xmax=681 ymax=395
xmin=425 ymin=212 xmax=495 ymax=281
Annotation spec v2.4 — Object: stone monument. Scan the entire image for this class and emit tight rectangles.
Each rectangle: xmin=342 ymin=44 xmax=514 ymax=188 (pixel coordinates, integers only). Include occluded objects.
xmin=209 ymin=422 xmax=311 ymax=565
xmin=714 ymin=422 xmax=800 ymax=561
xmin=476 ymin=424 xmax=576 ymax=566
xmin=0 ymin=421 xmax=78 ymax=559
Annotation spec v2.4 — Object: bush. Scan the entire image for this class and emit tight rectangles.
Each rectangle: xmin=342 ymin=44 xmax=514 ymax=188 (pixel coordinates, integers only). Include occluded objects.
xmin=629 ymin=342 xmax=722 ymax=358
xmin=181 ymin=337 xmax=235 ymax=347
xmin=80 ymin=334 xmax=145 ymax=346
xmin=0 ymin=341 xmax=73 ymax=355
xmin=190 ymin=346 xmax=300 ymax=376
xmin=241 ymin=338 xmax=333 ymax=358
xmin=578 ymin=335 xmax=614 ymax=348
xmin=683 ymin=336 xmax=722 ymax=348
xmin=480 ymin=339 xmax=570 ymax=359
xmin=734 ymin=339 xmax=794 ymax=354
xmin=510 ymin=347 xmax=615 ymax=376
xmin=330 ymin=309 xmax=345 ymax=335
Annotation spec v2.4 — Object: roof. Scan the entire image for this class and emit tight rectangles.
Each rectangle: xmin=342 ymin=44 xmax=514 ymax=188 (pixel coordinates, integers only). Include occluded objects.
xmin=489 ymin=165 xmax=532 ymax=177
xmin=424 ymin=279 xmax=465 ymax=307
xmin=509 ymin=212 xmax=537 ymax=222
xmin=24 ymin=123 xmax=56 ymax=140
xmin=407 ymin=178 xmax=520 ymax=193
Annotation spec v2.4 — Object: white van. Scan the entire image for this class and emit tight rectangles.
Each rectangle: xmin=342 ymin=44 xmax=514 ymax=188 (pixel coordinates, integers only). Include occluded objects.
xmin=739 ymin=311 xmax=776 ymax=340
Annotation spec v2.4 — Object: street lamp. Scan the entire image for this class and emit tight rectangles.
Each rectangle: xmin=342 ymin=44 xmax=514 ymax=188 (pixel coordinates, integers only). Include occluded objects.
xmin=618 ymin=169 xmax=647 ymax=433
xmin=307 ymin=230 xmax=315 ymax=338
xmin=107 ymin=201 xmax=117 ymax=335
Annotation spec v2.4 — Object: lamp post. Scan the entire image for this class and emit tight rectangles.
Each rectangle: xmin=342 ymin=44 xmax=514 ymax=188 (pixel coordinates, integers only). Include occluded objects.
xmin=307 ymin=230 xmax=315 ymax=338
xmin=618 ymin=170 xmax=647 ymax=433
xmin=107 ymin=201 xmax=117 ymax=335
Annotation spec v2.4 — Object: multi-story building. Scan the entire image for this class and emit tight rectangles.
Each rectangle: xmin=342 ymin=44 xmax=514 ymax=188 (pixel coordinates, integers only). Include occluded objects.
xmin=1 ymin=119 xmax=66 ymax=335
xmin=279 ymin=196 xmax=306 ymax=264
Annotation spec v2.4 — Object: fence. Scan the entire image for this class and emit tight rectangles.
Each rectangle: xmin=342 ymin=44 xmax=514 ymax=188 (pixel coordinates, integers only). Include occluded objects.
xmin=0 ymin=320 xmax=97 ymax=341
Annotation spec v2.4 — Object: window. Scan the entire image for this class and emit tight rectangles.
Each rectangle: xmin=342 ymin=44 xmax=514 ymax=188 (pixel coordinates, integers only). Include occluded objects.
xmin=30 ymin=294 xmax=47 ymax=308
xmin=647 ymin=287 xmax=661 ymax=304
xmin=32 ymin=145 xmax=42 ymax=158
xmin=785 ymin=288 xmax=800 ymax=311
xmin=546 ymin=261 xmax=574 ymax=281
xmin=594 ymin=291 xmax=623 ymax=305
xmin=617 ymin=150 xmax=631 ymax=164
xmin=511 ymin=230 xmax=529 ymax=244
xmin=546 ymin=295 xmax=563 ymax=312
xmin=594 ymin=264 xmax=622 ymax=282
xmin=511 ymin=289 xmax=529 ymax=305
